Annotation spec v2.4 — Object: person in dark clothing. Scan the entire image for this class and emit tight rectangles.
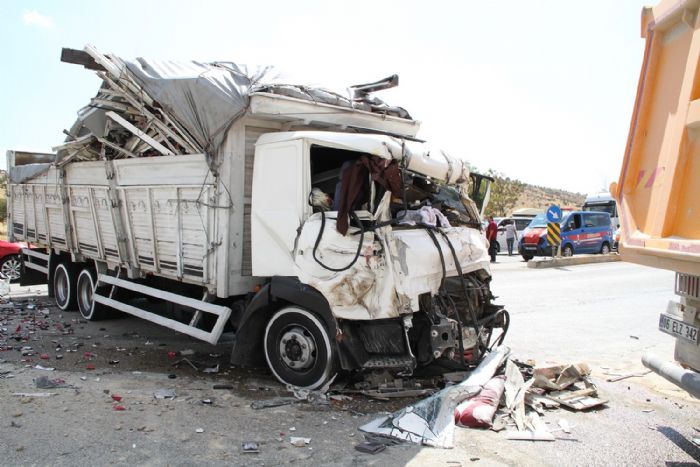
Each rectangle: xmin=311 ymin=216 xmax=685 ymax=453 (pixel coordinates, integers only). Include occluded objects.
xmin=486 ymin=216 xmax=498 ymax=263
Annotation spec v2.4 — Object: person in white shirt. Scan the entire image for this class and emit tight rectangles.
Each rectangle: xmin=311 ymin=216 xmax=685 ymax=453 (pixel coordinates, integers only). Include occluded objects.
xmin=504 ymin=220 xmax=518 ymax=256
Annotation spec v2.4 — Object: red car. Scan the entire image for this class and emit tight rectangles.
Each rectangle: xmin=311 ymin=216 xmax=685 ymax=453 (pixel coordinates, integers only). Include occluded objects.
xmin=0 ymin=240 xmax=24 ymax=282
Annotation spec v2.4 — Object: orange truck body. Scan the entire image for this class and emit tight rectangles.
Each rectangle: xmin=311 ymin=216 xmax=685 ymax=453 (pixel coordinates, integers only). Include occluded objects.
xmin=613 ymin=0 xmax=700 ymax=376
xmin=613 ymin=0 xmax=700 ymax=277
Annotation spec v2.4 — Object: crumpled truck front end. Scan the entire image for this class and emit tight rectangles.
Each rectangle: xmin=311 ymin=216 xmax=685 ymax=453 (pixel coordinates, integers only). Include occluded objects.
xmin=294 ymin=209 xmax=507 ymax=375
xmin=249 ymin=131 xmax=509 ymax=386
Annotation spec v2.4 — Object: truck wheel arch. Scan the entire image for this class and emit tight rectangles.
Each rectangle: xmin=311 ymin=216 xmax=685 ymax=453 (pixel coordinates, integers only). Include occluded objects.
xmin=230 ymin=277 xmax=338 ymax=368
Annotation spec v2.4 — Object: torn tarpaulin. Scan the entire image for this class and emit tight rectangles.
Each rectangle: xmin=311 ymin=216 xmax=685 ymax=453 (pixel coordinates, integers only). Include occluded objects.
xmin=359 ymin=346 xmax=510 ymax=448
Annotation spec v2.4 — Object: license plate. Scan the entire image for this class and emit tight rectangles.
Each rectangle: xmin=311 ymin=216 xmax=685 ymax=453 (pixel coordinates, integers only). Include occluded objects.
xmin=658 ymin=313 xmax=699 ymax=345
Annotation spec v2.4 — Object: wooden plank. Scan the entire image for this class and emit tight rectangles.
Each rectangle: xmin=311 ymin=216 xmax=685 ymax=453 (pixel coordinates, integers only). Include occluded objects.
xmin=97 ymin=137 xmax=137 ymax=159
xmin=105 ymin=111 xmax=174 ymax=156
xmin=60 ymin=48 xmax=106 ymax=71
xmin=97 ymin=72 xmax=199 ymax=153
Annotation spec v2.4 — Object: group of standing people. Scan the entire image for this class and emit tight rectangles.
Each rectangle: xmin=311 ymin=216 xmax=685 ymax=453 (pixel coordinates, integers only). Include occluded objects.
xmin=485 ymin=216 xmax=518 ymax=262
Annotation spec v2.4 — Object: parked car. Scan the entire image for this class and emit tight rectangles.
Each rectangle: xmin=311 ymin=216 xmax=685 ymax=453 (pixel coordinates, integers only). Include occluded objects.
xmin=494 ymin=217 xmax=533 ymax=254
xmin=0 ymin=240 xmax=24 ymax=282
xmin=518 ymin=211 xmax=613 ymax=260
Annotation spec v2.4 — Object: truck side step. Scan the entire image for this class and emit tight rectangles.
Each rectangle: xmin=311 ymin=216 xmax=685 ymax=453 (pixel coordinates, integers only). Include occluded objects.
xmin=94 ymin=274 xmax=231 ymax=345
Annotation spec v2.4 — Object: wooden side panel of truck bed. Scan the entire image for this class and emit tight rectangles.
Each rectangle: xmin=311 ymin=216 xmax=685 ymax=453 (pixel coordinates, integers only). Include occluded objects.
xmin=10 ymin=154 xmax=218 ymax=287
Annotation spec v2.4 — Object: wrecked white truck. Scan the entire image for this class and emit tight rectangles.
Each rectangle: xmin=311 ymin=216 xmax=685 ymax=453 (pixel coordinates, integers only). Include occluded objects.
xmin=7 ymin=46 xmax=508 ymax=389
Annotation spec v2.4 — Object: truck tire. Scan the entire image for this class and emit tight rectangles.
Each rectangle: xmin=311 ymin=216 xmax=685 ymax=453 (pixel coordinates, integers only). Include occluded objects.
xmin=600 ymin=242 xmax=611 ymax=255
xmin=264 ymin=306 xmax=336 ymax=389
xmin=521 ymin=254 xmax=533 ymax=261
xmin=54 ymin=263 xmax=78 ymax=311
xmin=76 ymin=268 xmax=109 ymax=320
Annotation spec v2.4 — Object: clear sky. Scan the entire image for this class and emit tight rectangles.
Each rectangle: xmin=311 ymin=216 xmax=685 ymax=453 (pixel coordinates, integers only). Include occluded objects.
xmin=0 ymin=0 xmax=649 ymax=194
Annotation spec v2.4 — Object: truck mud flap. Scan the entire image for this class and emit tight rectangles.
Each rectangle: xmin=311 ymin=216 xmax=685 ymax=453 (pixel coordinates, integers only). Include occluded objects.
xmin=20 ymin=248 xmax=50 ymax=286
xmin=94 ymin=274 xmax=232 ymax=345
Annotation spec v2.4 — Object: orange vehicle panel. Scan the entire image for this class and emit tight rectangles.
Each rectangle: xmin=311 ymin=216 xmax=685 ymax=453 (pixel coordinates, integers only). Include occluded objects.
xmin=613 ymin=0 xmax=700 ymax=276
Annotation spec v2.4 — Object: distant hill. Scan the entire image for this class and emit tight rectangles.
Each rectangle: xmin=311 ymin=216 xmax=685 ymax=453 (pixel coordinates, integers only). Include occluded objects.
xmin=511 ymin=183 xmax=585 ymax=215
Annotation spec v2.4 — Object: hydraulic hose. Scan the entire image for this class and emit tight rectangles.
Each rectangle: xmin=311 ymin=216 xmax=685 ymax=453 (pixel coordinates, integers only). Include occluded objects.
xmin=312 ymin=210 xmax=365 ymax=272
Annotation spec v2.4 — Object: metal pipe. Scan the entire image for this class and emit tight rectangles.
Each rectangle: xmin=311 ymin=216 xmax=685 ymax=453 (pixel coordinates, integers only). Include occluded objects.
xmin=642 ymin=352 xmax=700 ymax=399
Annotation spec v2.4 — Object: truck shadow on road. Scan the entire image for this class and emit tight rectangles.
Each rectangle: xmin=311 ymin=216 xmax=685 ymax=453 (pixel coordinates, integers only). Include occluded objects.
xmin=656 ymin=426 xmax=700 ymax=463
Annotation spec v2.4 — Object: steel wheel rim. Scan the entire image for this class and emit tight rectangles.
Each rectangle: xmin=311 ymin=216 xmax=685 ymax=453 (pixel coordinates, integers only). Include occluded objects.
xmin=1 ymin=258 xmax=20 ymax=280
xmin=278 ymin=325 xmax=317 ymax=370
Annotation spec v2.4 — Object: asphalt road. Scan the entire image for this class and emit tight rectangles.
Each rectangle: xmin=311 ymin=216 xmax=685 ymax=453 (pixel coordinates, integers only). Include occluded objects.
xmin=0 ymin=256 xmax=698 ymax=466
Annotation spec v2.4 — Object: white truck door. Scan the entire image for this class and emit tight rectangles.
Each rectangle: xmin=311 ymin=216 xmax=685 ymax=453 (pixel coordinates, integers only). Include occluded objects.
xmin=251 ymin=139 xmax=308 ymax=277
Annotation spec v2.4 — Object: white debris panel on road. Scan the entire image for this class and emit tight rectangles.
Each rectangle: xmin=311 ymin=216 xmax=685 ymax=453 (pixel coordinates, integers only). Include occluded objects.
xmin=360 ymin=346 xmax=608 ymax=448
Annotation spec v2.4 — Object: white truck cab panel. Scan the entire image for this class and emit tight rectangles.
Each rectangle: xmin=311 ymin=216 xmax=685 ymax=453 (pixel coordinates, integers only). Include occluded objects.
xmin=251 ymin=139 xmax=308 ymax=277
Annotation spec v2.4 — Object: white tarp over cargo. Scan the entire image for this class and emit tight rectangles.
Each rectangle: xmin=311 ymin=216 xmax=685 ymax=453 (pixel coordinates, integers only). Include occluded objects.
xmin=124 ymin=59 xmax=272 ymax=155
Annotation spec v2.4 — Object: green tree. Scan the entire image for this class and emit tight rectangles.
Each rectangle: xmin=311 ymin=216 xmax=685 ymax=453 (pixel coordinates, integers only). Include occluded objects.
xmin=484 ymin=169 xmax=525 ymax=216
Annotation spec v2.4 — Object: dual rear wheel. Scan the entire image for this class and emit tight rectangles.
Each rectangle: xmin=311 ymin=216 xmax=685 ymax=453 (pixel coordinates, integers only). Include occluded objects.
xmin=53 ymin=262 xmax=108 ymax=320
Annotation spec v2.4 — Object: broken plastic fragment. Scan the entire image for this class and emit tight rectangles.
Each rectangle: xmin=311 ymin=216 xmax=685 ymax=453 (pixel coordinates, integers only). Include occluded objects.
xmin=290 ymin=437 xmax=311 ymax=447
xmin=153 ymin=389 xmax=176 ymax=400
xmin=241 ymin=442 xmax=259 ymax=453
xmin=360 ymin=346 xmax=511 ymax=448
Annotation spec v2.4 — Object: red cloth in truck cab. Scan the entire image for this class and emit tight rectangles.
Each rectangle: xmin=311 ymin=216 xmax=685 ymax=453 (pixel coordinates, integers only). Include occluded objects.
xmin=336 ymin=156 xmax=402 ymax=235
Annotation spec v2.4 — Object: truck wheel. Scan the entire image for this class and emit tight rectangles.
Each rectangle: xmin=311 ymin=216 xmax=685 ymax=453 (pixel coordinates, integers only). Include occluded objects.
xmin=563 ymin=245 xmax=574 ymax=257
xmin=54 ymin=263 xmax=78 ymax=311
xmin=600 ymin=242 xmax=611 ymax=255
xmin=264 ymin=307 xmax=336 ymax=389
xmin=521 ymin=254 xmax=533 ymax=261
xmin=76 ymin=268 xmax=109 ymax=320
xmin=0 ymin=255 xmax=22 ymax=282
